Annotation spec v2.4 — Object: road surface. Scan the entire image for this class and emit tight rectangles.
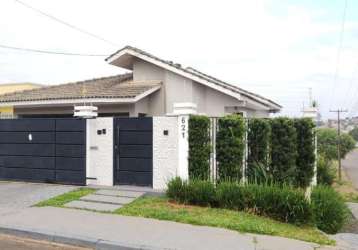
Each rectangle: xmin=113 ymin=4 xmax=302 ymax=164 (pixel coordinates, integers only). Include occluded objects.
xmin=0 ymin=234 xmax=90 ymax=250
xmin=342 ymin=149 xmax=358 ymax=190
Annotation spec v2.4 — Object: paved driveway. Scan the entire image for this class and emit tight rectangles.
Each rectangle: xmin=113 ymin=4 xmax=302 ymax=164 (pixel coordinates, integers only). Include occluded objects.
xmin=0 ymin=181 xmax=75 ymax=216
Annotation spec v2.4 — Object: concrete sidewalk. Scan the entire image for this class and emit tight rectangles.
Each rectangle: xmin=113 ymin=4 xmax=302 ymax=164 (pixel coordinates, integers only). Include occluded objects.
xmin=0 ymin=206 xmax=330 ymax=250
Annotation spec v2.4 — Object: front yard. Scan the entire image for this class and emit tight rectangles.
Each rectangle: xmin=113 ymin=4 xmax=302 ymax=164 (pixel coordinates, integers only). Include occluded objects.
xmin=116 ymin=196 xmax=333 ymax=245
xmin=35 ymin=188 xmax=334 ymax=246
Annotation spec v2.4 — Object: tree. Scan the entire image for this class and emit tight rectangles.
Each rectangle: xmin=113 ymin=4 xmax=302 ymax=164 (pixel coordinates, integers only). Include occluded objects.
xmin=349 ymin=126 xmax=358 ymax=142
xmin=317 ymin=128 xmax=355 ymax=160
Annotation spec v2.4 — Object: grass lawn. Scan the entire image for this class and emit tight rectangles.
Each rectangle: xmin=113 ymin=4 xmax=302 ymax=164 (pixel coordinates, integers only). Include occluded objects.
xmin=35 ymin=188 xmax=96 ymax=207
xmin=115 ymin=196 xmax=334 ymax=245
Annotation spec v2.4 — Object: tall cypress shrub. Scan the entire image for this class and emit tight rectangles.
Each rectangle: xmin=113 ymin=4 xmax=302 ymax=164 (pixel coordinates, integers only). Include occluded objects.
xmin=216 ymin=115 xmax=245 ymax=182
xmin=270 ymin=117 xmax=297 ymax=185
xmin=294 ymin=118 xmax=315 ymax=188
xmin=247 ymin=118 xmax=271 ymax=182
xmin=188 ymin=115 xmax=211 ymax=180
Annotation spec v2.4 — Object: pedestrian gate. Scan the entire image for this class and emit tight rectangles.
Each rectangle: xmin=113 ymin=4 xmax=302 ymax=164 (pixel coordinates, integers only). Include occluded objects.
xmin=114 ymin=118 xmax=153 ymax=186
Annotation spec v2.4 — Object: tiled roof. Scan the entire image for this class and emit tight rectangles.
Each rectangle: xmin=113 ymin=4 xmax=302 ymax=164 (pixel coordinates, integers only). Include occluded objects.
xmin=0 ymin=73 xmax=161 ymax=103
xmin=106 ymin=46 xmax=281 ymax=110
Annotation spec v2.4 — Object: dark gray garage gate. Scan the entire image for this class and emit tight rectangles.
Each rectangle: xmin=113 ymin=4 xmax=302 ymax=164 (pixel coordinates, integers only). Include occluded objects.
xmin=114 ymin=117 xmax=153 ymax=186
xmin=0 ymin=118 xmax=86 ymax=185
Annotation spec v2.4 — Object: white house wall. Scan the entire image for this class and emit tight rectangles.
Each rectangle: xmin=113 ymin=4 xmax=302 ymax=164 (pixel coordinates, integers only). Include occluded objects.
xmin=134 ymin=96 xmax=149 ymax=116
xmin=133 ymin=58 xmax=165 ymax=115
xmin=131 ymin=58 xmax=269 ymax=117
xmin=86 ymin=118 xmax=114 ymax=186
xmin=164 ymin=71 xmax=194 ymax=113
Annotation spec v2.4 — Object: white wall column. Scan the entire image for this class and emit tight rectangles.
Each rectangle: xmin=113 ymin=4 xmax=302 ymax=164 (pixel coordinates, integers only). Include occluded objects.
xmin=153 ymin=116 xmax=179 ymax=190
xmin=86 ymin=117 xmax=114 ymax=186
xmin=177 ymin=115 xmax=189 ymax=181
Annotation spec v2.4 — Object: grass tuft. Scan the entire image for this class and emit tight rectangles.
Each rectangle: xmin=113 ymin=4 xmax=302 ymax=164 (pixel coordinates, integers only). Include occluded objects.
xmin=115 ymin=196 xmax=334 ymax=246
xmin=35 ymin=188 xmax=96 ymax=207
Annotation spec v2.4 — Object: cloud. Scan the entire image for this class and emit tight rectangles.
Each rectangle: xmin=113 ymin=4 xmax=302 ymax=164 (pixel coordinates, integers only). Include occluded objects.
xmin=1 ymin=0 xmax=358 ymax=118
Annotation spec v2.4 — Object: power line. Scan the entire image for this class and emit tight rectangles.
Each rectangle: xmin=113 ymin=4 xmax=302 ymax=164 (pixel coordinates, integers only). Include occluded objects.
xmin=345 ymin=63 xmax=358 ymax=116
xmin=0 ymin=44 xmax=109 ymax=57
xmin=328 ymin=0 xmax=348 ymax=110
xmin=13 ymin=0 xmax=119 ymax=47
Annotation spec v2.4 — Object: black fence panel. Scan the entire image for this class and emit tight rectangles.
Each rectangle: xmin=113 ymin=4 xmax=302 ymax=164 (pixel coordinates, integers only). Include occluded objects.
xmin=0 ymin=118 xmax=86 ymax=185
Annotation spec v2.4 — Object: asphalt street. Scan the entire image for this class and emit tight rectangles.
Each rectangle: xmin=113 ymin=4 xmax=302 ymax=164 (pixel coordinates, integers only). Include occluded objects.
xmin=342 ymin=149 xmax=358 ymax=190
xmin=0 ymin=234 xmax=90 ymax=250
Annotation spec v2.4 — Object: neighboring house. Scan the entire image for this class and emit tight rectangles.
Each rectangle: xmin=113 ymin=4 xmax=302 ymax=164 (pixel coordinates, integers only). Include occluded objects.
xmin=0 ymin=83 xmax=43 ymax=118
xmin=0 ymin=46 xmax=281 ymax=118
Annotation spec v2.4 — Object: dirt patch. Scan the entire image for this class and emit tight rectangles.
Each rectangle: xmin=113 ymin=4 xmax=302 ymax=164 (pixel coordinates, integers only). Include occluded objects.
xmin=166 ymin=200 xmax=204 ymax=211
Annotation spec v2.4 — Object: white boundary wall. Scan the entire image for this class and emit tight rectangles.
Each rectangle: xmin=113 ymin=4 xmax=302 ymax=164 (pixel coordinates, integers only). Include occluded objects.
xmin=86 ymin=118 xmax=113 ymax=186
xmin=85 ymin=116 xmax=189 ymax=189
xmin=153 ymin=116 xmax=183 ymax=190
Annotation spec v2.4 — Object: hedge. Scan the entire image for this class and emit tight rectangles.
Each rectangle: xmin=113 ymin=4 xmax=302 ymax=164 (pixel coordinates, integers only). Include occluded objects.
xmin=247 ymin=118 xmax=271 ymax=183
xmin=188 ymin=115 xmax=211 ymax=180
xmin=294 ymin=118 xmax=315 ymax=188
xmin=270 ymin=118 xmax=297 ymax=185
xmin=187 ymin=115 xmax=317 ymax=186
xmin=311 ymin=185 xmax=349 ymax=234
xmin=167 ymin=178 xmax=312 ymax=225
xmin=216 ymin=115 xmax=245 ymax=182
xmin=167 ymin=179 xmax=350 ymax=233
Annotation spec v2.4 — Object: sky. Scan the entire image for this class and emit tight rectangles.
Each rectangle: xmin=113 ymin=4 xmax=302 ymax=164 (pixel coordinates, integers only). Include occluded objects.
xmin=1 ymin=0 xmax=358 ymax=119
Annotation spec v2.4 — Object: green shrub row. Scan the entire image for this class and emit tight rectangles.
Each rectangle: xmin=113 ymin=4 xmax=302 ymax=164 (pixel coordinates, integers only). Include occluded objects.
xmin=270 ymin=117 xmax=298 ymax=185
xmin=188 ymin=115 xmax=211 ymax=180
xmin=167 ymin=177 xmax=311 ymax=225
xmin=216 ymin=115 xmax=246 ymax=182
xmin=167 ymin=178 xmax=349 ymax=233
xmin=189 ymin=115 xmax=317 ymax=188
xmin=247 ymin=118 xmax=271 ymax=183
xmin=294 ymin=118 xmax=316 ymax=188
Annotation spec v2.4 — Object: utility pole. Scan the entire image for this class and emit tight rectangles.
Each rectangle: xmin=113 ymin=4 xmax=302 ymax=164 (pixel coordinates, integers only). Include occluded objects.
xmin=329 ymin=109 xmax=348 ymax=181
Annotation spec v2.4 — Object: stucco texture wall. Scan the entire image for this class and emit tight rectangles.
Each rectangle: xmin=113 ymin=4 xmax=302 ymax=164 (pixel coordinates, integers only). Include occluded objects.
xmin=153 ymin=116 xmax=179 ymax=190
xmin=86 ymin=118 xmax=113 ymax=186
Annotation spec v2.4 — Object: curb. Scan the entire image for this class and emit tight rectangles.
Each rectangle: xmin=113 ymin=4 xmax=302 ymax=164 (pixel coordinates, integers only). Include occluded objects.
xmin=0 ymin=225 xmax=169 ymax=250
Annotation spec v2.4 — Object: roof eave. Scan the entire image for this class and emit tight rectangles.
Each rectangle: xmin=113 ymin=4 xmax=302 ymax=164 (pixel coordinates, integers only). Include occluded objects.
xmin=0 ymin=85 xmax=161 ymax=107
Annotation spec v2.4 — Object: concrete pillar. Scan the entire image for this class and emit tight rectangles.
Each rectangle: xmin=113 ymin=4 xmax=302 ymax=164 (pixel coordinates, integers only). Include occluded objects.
xmin=86 ymin=118 xmax=114 ymax=186
xmin=177 ymin=115 xmax=189 ymax=181
xmin=173 ymin=103 xmax=197 ymax=182
xmin=303 ymin=107 xmax=318 ymax=192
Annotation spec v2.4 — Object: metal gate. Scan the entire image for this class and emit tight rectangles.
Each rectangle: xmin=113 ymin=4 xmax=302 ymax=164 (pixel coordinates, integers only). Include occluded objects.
xmin=0 ymin=119 xmax=86 ymax=185
xmin=114 ymin=118 xmax=153 ymax=186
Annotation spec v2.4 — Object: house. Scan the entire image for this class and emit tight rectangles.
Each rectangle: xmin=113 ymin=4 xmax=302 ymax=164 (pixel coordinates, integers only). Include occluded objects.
xmin=0 ymin=46 xmax=281 ymax=118
xmin=0 ymin=83 xmax=42 ymax=118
